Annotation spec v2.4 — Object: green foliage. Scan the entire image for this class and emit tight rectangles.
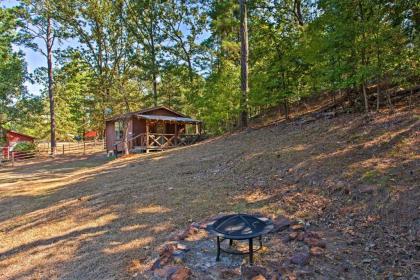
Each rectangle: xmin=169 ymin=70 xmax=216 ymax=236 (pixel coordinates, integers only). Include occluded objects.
xmin=13 ymin=142 xmax=36 ymax=152
xmin=2 ymin=0 xmax=419 ymax=137
xmin=0 ymin=137 xmax=6 ymax=146
xmin=0 ymin=7 xmax=26 ymax=126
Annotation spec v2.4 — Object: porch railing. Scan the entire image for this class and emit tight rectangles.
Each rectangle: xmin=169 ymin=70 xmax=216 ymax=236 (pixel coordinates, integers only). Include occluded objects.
xmin=114 ymin=133 xmax=200 ymax=153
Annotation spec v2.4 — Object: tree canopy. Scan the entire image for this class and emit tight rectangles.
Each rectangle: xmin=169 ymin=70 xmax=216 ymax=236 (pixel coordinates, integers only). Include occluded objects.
xmin=1 ymin=0 xmax=418 ymax=138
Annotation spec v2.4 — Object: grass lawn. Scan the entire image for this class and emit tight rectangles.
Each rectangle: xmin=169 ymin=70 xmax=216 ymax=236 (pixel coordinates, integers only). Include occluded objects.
xmin=0 ymin=107 xmax=418 ymax=279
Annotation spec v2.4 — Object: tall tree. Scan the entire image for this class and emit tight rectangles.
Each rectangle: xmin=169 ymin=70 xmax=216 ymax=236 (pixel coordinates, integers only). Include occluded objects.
xmin=126 ymin=0 xmax=165 ymax=107
xmin=239 ymin=0 xmax=249 ymax=128
xmin=0 ymin=7 xmax=26 ymax=129
xmin=18 ymin=0 xmax=61 ymax=155
xmin=56 ymin=0 xmax=142 ymax=154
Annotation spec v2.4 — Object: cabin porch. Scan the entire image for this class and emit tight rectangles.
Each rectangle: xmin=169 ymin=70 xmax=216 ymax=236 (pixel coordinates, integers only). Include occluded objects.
xmin=107 ymin=111 xmax=203 ymax=154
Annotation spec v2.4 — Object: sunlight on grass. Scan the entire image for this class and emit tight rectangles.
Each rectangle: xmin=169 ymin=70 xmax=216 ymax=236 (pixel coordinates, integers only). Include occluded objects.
xmin=237 ymin=189 xmax=272 ymax=203
xmin=120 ymin=224 xmax=148 ymax=232
xmin=136 ymin=205 xmax=171 ymax=215
xmin=151 ymin=222 xmax=174 ymax=234
xmin=103 ymin=237 xmax=154 ymax=254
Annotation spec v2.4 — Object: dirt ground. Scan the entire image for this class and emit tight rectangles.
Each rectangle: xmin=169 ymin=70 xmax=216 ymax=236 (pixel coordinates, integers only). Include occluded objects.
xmin=0 ymin=106 xmax=419 ymax=280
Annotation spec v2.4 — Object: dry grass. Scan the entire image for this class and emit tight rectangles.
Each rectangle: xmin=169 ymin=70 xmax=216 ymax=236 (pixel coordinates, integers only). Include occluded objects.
xmin=0 ymin=105 xmax=419 ymax=279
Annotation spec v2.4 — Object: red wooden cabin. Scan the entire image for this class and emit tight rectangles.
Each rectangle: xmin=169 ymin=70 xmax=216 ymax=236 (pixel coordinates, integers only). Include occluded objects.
xmin=0 ymin=128 xmax=35 ymax=158
xmin=105 ymin=106 xmax=202 ymax=153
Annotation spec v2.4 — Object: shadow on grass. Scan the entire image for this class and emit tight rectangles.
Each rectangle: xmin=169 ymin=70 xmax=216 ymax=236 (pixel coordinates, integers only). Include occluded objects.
xmin=0 ymin=107 xmax=418 ymax=279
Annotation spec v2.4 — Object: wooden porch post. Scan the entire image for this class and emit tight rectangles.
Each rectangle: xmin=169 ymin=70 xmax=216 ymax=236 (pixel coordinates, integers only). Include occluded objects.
xmin=195 ymin=122 xmax=199 ymax=135
xmin=145 ymin=120 xmax=149 ymax=153
xmin=174 ymin=122 xmax=178 ymax=146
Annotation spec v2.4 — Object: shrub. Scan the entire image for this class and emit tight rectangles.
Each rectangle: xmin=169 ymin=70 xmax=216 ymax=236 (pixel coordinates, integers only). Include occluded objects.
xmin=13 ymin=142 xmax=36 ymax=152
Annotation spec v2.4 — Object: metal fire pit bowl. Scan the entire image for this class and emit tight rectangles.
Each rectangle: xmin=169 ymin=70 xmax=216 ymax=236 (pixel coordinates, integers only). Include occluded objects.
xmin=206 ymin=214 xmax=273 ymax=264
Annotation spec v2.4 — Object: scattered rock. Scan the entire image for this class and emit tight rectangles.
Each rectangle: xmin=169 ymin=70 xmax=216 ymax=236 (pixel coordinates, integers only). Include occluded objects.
xmin=158 ymin=243 xmax=177 ymax=255
xmin=241 ymin=265 xmax=271 ymax=280
xmin=169 ymin=230 xmax=186 ymax=241
xmin=289 ymin=230 xmax=305 ymax=242
xmin=168 ymin=266 xmax=191 ymax=280
xmin=272 ymin=216 xmax=291 ymax=232
xmin=175 ymin=225 xmax=199 ymax=240
xmin=190 ymin=222 xmax=200 ymax=229
xmin=289 ymin=232 xmax=298 ymax=240
xmin=309 ymin=246 xmax=324 ymax=256
xmin=154 ymin=265 xmax=180 ymax=278
xmin=304 ymin=237 xmax=326 ymax=248
xmin=172 ymin=250 xmax=186 ymax=264
xmin=290 ymin=252 xmax=310 ymax=265
xmin=216 ymin=268 xmax=241 ymax=279
xmin=152 ymin=242 xmax=181 ymax=270
xmin=291 ymin=224 xmax=305 ymax=231
xmin=176 ymin=243 xmax=190 ymax=252
xmin=305 ymin=231 xmax=321 ymax=239
xmin=296 ymin=232 xmax=305 ymax=241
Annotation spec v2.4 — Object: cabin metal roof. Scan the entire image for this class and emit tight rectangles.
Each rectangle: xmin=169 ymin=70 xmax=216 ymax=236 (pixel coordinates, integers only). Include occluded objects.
xmin=0 ymin=128 xmax=35 ymax=139
xmin=136 ymin=114 xmax=201 ymax=124
xmin=105 ymin=106 xmax=191 ymax=121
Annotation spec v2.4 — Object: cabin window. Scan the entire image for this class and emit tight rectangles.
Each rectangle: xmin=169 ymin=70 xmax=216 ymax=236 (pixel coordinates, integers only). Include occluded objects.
xmin=114 ymin=121 xmax=124 ymax=140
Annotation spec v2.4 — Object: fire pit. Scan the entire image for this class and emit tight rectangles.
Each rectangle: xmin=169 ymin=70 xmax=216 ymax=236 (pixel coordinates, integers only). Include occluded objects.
xmin=206 ymin=214 xmax=273 ymax=264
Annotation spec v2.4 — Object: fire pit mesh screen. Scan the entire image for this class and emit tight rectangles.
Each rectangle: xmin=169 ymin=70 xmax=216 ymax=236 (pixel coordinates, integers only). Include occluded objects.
xmin=206 ymin=214 xmax=273 ymax=264
xmin=211 ymin=214 xmax=272 ymax=239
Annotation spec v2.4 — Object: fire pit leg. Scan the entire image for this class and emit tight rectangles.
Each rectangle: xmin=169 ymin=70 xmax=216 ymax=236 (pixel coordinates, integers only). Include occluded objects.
xmin=229 ymin=239 xmax=233 ymax=247
xmin=249 ymin=238 xmax=253 ymax=265
xmin=259 ymin=235 xmax=262 ymax=247
xmin=216 ymin=236 xmax=221 ymax=261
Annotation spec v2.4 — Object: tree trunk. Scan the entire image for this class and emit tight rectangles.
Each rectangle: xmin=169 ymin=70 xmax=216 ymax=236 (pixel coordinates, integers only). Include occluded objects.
xmin=152 ymin=71 xmax=158 ymax=107
xmin=239 ymin=0 xmax=248 ymax=128
xmin=294 ymin=0 xmax=304 ymax=26
xmin=150 ymin=15 xmax=158 ymax=107
xmin=46 ymin=16 xmax=56 ymax=156
xmin=362 ymin=83 xmax=369 ymax=114
xmin=376 ymin=84 xmax=380 ymax=111
xmin=409 ymin=89 xmax=413 ymax=108
xmin=122 ymin=118 xmax=129 ymax=155
xmin=387 ymin=89 xmax=394 ymax=112
xmin=284 ymin=99 xmax=289 ymax=120
xmin=122 ymin=86 xmax=131 ymax=155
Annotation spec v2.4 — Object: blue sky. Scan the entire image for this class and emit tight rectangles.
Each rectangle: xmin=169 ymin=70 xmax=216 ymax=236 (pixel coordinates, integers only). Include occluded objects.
xmin=2 ymin=0 xmax=82 ymax=96
xmin=2 ymin=0 xmax=209 ymax=96
xmin=3 ymin=0 xmax=49 ymax=95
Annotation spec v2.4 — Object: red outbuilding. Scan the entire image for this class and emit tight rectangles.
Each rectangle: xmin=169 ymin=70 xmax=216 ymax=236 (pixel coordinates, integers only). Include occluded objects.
xmin=1 ymin=128 xmax=35 ymax=158
xmin=84 ymin=130 xmax=98 ymax=140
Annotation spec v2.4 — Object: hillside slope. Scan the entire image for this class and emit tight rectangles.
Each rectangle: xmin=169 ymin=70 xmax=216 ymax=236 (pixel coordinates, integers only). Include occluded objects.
xmin=0 ymin=105 xmax=418 ymax=279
